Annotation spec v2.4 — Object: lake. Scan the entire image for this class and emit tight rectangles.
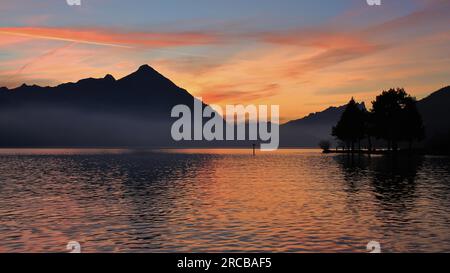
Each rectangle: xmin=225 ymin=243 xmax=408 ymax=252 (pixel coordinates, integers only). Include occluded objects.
xmin=0 ymin=149 xmax=449 ymax=252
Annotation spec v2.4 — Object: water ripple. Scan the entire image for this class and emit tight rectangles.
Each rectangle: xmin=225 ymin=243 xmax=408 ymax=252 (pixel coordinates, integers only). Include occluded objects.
xmin=0 ymin=149 xmax=449 ymax=252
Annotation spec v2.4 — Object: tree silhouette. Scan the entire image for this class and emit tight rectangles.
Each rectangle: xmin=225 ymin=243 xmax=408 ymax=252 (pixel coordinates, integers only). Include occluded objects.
xmin=399 ymin=98 xmax=425 ymax=151
xmin=364 ymin=109 xmax=376 ymax=152
xmin=332 ymin=98 xmax=365 ymax=152
xmin=372 ymin=88 xmax=405 ymax=150
xmin=331 ymin=88 xmax=425 ymax=153
xmin=371 ymin=88 xmax=425 ymax=151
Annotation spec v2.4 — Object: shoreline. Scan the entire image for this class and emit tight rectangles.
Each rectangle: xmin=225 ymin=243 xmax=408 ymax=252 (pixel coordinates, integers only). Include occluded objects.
xmin=322 ymin=149 xmax=449 ymax=156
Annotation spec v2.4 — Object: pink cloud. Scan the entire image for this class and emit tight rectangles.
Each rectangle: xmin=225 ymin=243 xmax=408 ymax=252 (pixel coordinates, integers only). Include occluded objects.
xmin=0 ymin=27 xmax=220 ymax=48
xmin=199 ymin=83 xmax=280 ymax=104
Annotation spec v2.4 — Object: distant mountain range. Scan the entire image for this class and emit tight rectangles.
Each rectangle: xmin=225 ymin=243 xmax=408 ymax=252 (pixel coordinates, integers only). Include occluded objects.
xmin=280 ymin=86 xmax=450 ymax=153
xmin=279 ymin=103 xmax=366 ymax=147
xmin=417 ymin=86 xmax=450 ymax=153
xmin=0 ymin=65 xmax=449 ymax=153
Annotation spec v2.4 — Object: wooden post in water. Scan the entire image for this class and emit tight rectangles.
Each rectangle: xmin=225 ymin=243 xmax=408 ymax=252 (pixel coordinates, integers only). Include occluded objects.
xmin=252 ymin=143 xmax=256 ymax=156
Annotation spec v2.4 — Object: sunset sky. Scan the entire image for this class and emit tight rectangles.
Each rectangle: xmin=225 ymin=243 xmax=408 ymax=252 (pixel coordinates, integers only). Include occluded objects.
xmin=1 ymin=0 xmax=450 ymax=121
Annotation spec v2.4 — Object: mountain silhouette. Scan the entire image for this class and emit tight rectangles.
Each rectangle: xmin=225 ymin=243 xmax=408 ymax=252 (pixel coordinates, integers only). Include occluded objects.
xmin=0 ymin=65 xmax=448 ymax=152
xmin=280 ymin=86 xmax=450 ymax=153
xmin=280 ymin=103 xmax=366 ymax=147
xmin=417 ymin=86 xmax=450 ymax=154
xmin=0 ymin=65 xmax=200 ymax=147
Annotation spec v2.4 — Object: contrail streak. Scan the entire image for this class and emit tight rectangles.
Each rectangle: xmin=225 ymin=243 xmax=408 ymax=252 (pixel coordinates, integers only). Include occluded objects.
xmin=0 ymin=30 xmax=132 ymax=48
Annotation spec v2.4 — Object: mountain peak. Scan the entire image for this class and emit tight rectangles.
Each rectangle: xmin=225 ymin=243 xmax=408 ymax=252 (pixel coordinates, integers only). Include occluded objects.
xmin=123 ymin=64 xmax=163 ymax=80
xmin=118 ymin=64 xmax=176 ymax=88
xmin=104 ymin=74 xmax=116 ymax=81
xmin=137 ymin=64 xmax=156 ymax=73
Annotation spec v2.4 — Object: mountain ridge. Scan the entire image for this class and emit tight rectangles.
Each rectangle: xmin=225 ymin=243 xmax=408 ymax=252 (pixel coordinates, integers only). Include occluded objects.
xmin=0 ymin=65 xmax=449 ymax=152
xmin=0 ymin=64 xmax=199 ymax=147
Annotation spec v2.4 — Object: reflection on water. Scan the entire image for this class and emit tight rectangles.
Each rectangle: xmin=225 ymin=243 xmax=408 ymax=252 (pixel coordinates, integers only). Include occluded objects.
xmin=0 ymin=149 xmax=449 ymax=252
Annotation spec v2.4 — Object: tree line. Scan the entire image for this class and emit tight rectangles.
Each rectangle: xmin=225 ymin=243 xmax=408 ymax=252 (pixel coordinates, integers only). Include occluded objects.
xmin=330 ymin=88 xmax=425 ymax=153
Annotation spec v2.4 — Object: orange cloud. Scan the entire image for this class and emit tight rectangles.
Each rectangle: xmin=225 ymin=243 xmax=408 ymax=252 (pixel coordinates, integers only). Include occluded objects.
xmin=14 ymin=42 xmax=77 ymax=77
xmin=199 ymin=83 xmax=280 ymax=104
xmin=264 ymin=31 xmax=371 ymax=49
xmin=260 ymin=30 xmax=387 ymax=77
xmin=0 ymin=33 xmax=31 ymax=47
xmin=0 ymin=44 xmax=135 ymax=88
xmin=1 ymin=0 xmax=450 ymax=121
xmin=0 ymin=27 xmax=219 ymax=48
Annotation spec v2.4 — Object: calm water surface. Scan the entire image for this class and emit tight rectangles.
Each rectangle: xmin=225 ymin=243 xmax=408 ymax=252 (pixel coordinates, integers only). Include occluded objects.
xmin=0 ymin=149 xmax=449 ymax=252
